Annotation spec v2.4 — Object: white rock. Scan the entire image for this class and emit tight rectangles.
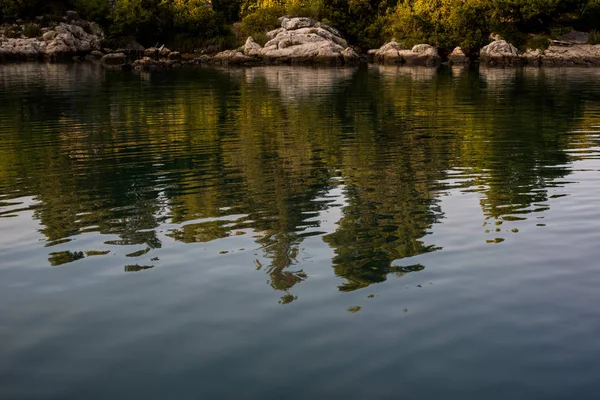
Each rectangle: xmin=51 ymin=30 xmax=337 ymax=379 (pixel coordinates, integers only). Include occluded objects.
xmin=480 ymin=40 xmax=521 ymax=66
xmin=448 ymin=46 xmax=469 ymax=65
xmin=243 ymin=36 xmax=262 ymax=56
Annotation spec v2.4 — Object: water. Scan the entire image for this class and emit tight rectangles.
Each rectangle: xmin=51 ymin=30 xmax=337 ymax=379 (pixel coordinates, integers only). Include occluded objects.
xmin=2 ymin=63 xmax=600 ymax=399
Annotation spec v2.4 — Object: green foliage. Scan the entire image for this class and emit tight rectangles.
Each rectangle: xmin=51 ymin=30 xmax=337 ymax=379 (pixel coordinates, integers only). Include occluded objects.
xmin=0 ymin=0 xmax=71 ymax=18
xmin=284 ymin=0 xmax=325 ymax=18
xmin=385 ymin=0 xmax=596 ymax=52
xmin=387 ymin=0 xmax=491 ymax=52
xmin=589 ymin=29 xmax=600 ymax=43
xmin=72 ymin=0 xmax=110 ymax=25
xmin=22 ymin=22 xmax=40 ymax=37
xmin=238 ymin=4 xmax=283 ymax=39
xmin=2 ymin=0 xmax=600 ymax=53
xmin=524 ymin=34 xmax=551 ymax=50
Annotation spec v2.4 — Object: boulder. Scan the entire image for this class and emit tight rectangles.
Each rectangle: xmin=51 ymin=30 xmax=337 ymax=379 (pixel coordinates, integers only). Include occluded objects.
xmin=372 ymin=42 xmax=440 ymax=66
xmin=280 ymin=17 xmax=316 ymax=31
xmin=535 ymin=44 xmax=600 ymax=67
xmin=0 ymin=38 xmax=44 ymax=60
xmin=399 ymin=44 xmax=441 ymax=66
xmin=88 ymin=50 xmax=104 ymax=60
xmin=243 ymin=36 xmax=262 ymax=56
xmin=480 ymin=40 xmax=521 ymax=66
xmin=372 ymin=40 xmax=404 ymax=64
xmin=212 ymin=50 xmax=257 ymax=65
xmin=267 ymin=28 xmax=284 ymax=40
xmin=341 ymin=47 xmax=360 ymax=64
xmin=159 ymin=46 xmax=171 ymax=57
xmin=448 ymin=46 xmax=469 ymax=65
xmin=558 ymin=30 xmax=589 ymax=44
xmin=65 ymin=10 xmax=80 ymax=21
xmin=101 ymin=52 xmax=128 ymax=68
xmin=522 ymin=48 xmax=542 ymax=66
xmin=258 ymin=17 xmax=354 ymax=65
xmin=144 ymin=47 xmax=159 ymax=58
xmin=167 ymin=51 xmax=181 ymax=60
xmin=0 ymin=22 xmax=103 ymax=60
xmin=42 ymin=30 xmax=57 ymax=42
xmin=45 ymin=22 xmax=103 ymax=59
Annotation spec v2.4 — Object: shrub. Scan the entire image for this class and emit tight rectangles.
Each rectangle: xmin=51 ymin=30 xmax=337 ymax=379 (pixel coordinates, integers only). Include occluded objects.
xmin=167 ymin=0 xmax=224 ymax=37
xmin=285 ymin=0 xmax=325 ymax=18
xmin=23 ymin=22 xmax=40 ymax=37
xmin=238 ymin=5 xmax=283 ymax=39
xmin=72 ymin=0 xmax=111 ymax=25
xmin=109 ymin=0 xmax=165 ymax=43
xmin=524 ymin=34 xmax=550 ymax=50
xmin=387 ymin=0 xmax=491 ymax=52
xmin=589 ymin=29 xmax=600 ymax=44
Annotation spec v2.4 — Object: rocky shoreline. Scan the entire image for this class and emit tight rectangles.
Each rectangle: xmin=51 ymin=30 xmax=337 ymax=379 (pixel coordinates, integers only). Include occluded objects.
xmin=2 ymin=15 xmax=600 ymax=70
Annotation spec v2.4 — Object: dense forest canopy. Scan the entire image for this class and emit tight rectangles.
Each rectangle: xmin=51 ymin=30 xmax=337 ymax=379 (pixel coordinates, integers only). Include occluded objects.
xmin=1 ymin=0 xmax=600 ymax=52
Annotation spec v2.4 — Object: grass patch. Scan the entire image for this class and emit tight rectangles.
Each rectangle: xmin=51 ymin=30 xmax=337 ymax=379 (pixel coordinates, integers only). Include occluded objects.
xmin=524 ymin=35 xmax=550 ymax=50
xmin=23 ymin=23 xmax=41 ymax=38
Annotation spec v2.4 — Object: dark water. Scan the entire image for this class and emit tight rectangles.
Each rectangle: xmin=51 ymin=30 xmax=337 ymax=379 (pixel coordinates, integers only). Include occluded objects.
xmin=2 ymin=63 xmax=600 ymax=399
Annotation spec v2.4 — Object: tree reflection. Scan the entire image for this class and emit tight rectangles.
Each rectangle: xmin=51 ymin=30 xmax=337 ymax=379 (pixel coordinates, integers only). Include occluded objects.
xmin=1 ymin=64 xmax=599 ymax=299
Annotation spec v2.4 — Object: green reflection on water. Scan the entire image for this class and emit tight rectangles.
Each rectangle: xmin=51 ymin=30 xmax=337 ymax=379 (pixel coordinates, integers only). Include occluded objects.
xmin=1 ymin=64 xmax=599 ymax=299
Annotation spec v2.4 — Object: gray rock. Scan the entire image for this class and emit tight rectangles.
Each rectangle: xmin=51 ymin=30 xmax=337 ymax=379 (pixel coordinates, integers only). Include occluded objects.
xmin=144 ymin=47 xmax=159 ymax=58
xmin=532 ymin=44 xmax=600 ymax=66
xmin=372 ymin=42 xmax=440 ymax=66
xmin=212 ymin=49 xmax=257 ymax=65
xmin=480 ymin=40 xmax=521 ymax=66
xmin=101 ymin=52 xmax=128 ymax=68
xmin=45 ymin=22 xmax=103 ymax=59
xmin=159 ymin=46 xmax=171 ymax=57
xmin=280 ymin=17 xmax=317 ymax=30
xmin=372 ymin=40 xmax=404 ymax=64
xmin=89 ymin=50 xmax=104 ymax=59
xmin=258 ymin=17 xmax=354 ymax=65
xmin=341 ymin=47 xmax=360 ymax=64
xmin=558 ymin=30 xmax=589 ymax=44
xmin=267 ymin=28 xmax=284 ymax=40
xmin=42 ymin=30 xmax=57 ymax=42
xmin=65 ymin=11 xmax=79 ymax=21
xmin=243 ymin=36 xmax=262 ymax=56
xmin=448 ymin=46 xmax=470 ymax=65
xmin=167 ymin=51 xmax=181 ymax=60
xmin=399 ymin=44 xmax=441 ymax=66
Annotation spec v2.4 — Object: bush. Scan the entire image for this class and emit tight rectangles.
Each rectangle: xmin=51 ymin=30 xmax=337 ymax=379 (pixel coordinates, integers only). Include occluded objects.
xmin=72 ymin=0 xmax=111 ymax=25
xmin=168 ymin=0 xmax=225 ymax=37
xmin=524 ymin=34 xmax=550 ymax=50
xmin=23 ymin=22 xmax=40 ymax=37
xmin=238 ymin=5 xmax=283 ymax=39
xmin=589 ymin=29 xmax=600 ymax=44
xmin=284 ymin=0 xmax=325 ymax=18
xmin=387 ymin=0 xmax=491 ymax=52
xmin=109 ymin=0 xmax=165 ymax=43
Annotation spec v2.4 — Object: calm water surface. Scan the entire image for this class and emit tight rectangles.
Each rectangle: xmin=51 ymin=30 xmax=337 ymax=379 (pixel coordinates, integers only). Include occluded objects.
xmin=2 ymin=63 xmax=600 ymax=399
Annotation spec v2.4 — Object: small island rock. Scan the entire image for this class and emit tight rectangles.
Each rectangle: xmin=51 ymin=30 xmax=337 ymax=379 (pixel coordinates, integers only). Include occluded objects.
xmin=480 ymin=40 xmax=521 ymax=66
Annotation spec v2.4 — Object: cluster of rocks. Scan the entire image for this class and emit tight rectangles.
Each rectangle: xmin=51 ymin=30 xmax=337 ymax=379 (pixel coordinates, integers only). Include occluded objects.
xmin=210 ymin=17 xmax=361 ymax=66
xmin=98 ymin=45 xmax=186 ymax=71
xmin=480 ymin=38 xmax=600 ymax=67
xmin=3 ymin=13 xmax=600 ymax=70
xmin=0 ymin=17 xmax=103 ymax=61
xmin=368 ymin=40 xmax=442 ymax=66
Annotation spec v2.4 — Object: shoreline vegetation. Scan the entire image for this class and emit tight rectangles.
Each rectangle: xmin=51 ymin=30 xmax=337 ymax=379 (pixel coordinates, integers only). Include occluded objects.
xmin=1 ymin=0 xmax=600 ymax=67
